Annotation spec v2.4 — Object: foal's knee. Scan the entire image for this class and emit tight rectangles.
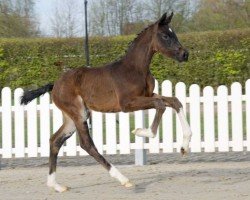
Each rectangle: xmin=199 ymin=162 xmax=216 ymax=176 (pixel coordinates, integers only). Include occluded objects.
xmin=49 ymin=132 xmax=74 ymax=155
xmin=172 ymin=97 xmax=183 ymax=112
xmin=154 ymin=99 xmax=166 ymax=111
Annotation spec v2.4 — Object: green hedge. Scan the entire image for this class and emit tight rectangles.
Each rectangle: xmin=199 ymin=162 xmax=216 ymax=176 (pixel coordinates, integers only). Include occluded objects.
xmin=0 ymin=28 xmax=249 ymax=89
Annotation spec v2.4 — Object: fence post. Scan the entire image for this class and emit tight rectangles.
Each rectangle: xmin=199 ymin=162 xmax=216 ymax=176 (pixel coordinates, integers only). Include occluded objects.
xmin=134 ymin=110 xmax=146 ymax=165
xmin=135 ymin=146 xmax=146 ymax=165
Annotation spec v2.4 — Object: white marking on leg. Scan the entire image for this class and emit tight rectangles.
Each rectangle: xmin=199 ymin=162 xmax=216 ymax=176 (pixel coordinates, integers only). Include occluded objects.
xmin=64 ymin=123 xmax=76 ymax=137
xmin=47 ymin=172 xmax=68 ymax=192
xmin=109 ymin=164 xmax=132 ymax=187
xmin=177 ymin=108 xmax=192 ymax=152
xmin=132 ymin=128 xmax=155 ymax=138
xmin=77 ymin=95 xmax=90 ymax=121
xmin=63 ymin=114 xmax=76 ymax=137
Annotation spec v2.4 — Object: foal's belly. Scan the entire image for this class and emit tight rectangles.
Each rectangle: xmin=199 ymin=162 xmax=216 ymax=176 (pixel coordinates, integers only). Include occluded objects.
xmin=85 ymin=94 xmax=121 ymax=113
xmin=79 ymin=83 xmax=121 ymax=113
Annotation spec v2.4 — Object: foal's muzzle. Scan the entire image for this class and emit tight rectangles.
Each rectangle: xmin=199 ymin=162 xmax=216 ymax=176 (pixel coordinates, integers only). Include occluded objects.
xmin=178 ymin=49 xmax=189 ymax=62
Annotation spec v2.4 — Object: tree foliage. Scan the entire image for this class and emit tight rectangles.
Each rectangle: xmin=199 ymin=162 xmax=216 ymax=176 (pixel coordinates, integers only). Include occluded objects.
xmin=0 ymin=0 xmax=39 ymax=37
xmin=1 ymin=0 xmax=248 ymax=38
xmin=89 ymin=0 xmax=249 ymax=36
xmin=188 ymin=0 xmax=250 ymax=32
xmin=89 ymin=0 xmax=191 ymax=36
xmin=50 ymin=0 xmax=82 ymax=38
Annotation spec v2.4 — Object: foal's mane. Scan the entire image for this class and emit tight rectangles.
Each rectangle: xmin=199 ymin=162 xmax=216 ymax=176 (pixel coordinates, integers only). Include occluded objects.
xmin=126 ymin=22 xmax=156 ymax=53
xmin=112 ymin=21 xmax=157 ymax=63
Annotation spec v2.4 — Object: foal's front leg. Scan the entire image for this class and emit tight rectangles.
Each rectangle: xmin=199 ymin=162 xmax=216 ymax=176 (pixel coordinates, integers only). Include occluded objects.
xmin=153 ymin=94 xmax=192 ymax=154
xmin=120 ymin=97 xmax=166 ymax=138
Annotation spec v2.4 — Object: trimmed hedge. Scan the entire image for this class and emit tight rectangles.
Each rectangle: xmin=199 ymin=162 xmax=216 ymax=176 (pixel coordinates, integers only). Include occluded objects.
xmin=0 ymin=28 xmax=249 ymax=89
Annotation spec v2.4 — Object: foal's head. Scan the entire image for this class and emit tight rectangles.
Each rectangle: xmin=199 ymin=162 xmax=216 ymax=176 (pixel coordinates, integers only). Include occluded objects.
xmin=152 ymin=12 xmax=189 ymax=62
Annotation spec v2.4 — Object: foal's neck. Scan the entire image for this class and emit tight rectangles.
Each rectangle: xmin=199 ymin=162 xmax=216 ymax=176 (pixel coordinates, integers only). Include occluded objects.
xmin=122 ymin=26 xmax=155 ymax=73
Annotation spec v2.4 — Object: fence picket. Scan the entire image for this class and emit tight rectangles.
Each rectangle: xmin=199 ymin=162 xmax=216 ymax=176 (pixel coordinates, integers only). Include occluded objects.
xmin=217 ymin=86 xmax=229 ymax=152
xmin=162 ymin=80 xmax=173 ymax=153
xmin=175 ymin=82 xmax=186 ymax=152
xmin=189 ymin=84 xmax=201 ymax=152
xmin=2 ymin=87 xmax=12 ymax=158
xmin=40 ymin=93 xmax=50 ymax=157
xmin=149 ymin=80 xmax=160 ymax=153
xmin=27 ymin=98 xmax=38 ymax=157
xmin=14 ymin=88 xmax=25 ymax=157
xmin=119 ymin=112 xmax=130 ymax=154
xmin=246 ymin=80 xmax=250 ymax=151
xmin=92 ymin=111 xmax=103 ymax=154
xmin=231 ymin=82 xmax=243 ymax=151
xmin=105 ymin=113 xmax=117 ymax=154
xmin=203 ymin=86 xmax=215 ymax=152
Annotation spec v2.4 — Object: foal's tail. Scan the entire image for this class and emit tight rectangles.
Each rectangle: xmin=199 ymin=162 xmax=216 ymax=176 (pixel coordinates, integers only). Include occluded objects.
xmin=20 ymin=84 xmax=54 ymax=105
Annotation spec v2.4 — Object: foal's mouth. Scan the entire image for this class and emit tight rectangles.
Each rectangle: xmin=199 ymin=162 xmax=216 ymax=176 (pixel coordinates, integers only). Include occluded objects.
xmin=174 ymin=49 xmax=189 ymax=63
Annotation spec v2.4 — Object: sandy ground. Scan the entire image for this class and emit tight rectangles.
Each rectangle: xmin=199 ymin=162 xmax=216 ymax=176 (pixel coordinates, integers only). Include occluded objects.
xmin=1 ymin=153 xmax=250 ymax=200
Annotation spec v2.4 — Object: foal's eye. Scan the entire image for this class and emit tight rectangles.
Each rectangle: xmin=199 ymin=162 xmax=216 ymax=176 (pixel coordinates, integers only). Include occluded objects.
xmin=162 ymin=35 xmax=169 ymax=40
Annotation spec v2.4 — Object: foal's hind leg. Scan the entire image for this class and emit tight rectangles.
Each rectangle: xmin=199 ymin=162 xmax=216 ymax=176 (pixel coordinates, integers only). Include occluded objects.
xmin=47 ymin=114 xmax=75 ymax=192
xmin=75 ymin=119 xmax=132 ymax=187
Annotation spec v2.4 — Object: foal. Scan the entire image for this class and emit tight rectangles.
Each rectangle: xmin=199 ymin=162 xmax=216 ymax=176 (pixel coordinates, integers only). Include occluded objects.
xmin=21 ymin=12 xmax=192 ymax=192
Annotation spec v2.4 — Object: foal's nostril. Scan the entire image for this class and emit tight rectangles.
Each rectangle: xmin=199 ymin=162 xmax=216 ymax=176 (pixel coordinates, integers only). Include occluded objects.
xmin=183 ymin=51 xmax=189 ymax=61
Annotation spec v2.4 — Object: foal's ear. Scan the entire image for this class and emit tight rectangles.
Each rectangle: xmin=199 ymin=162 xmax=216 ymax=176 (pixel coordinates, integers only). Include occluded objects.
xmin=159 ymin=12 xmax=174 ymax=26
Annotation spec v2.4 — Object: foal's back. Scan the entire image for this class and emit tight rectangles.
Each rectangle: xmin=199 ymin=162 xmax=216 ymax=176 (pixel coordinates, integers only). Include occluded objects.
xmin=52 ymin=63 xmax=123 ymax=112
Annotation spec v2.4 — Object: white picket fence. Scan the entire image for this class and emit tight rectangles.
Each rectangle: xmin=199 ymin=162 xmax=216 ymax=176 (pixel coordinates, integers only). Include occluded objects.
xmin=0 ymin=79 xmax=250 ymax=159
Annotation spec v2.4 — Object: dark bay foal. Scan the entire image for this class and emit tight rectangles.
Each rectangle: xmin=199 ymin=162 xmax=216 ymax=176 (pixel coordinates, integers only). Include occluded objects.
xmin=21 ymin=12 xmax=192 ymax=192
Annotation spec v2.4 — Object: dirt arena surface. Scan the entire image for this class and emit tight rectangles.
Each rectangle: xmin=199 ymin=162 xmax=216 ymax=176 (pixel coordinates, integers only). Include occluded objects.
xmin=1 ymin=152 xmax=250 ymax=200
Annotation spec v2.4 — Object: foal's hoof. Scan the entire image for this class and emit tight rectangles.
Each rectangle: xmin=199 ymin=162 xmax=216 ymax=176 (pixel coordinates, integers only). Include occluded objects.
xmin=49 ymin=184 xmax=68 ymax=193
xmin=180 ymin=147 xmax=188 ymax=156
xmin=57 ymin=186 xmax=68 ymax=193
xmin=123 ymin=181 xmax=133 ymax=188
xmin=132 ymin=128 xmax=155 ymax=138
